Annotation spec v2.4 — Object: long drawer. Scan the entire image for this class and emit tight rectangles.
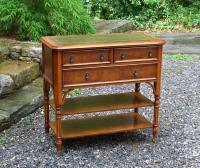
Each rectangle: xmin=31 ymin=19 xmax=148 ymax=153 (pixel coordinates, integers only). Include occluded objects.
xmin=63 ymin=63 xmax=157 ymax=87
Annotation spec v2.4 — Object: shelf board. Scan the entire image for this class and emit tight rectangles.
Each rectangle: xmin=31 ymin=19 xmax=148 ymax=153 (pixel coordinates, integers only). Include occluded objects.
xmin=49 ymin=112 xmax=152 ymax=139
xmin=49 ymin=92 xmax=154 ymax=115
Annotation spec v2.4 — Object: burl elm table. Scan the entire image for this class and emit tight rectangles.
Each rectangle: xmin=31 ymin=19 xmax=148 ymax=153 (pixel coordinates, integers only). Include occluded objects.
xmin=41 ymin=32 xmax=165 ymax=152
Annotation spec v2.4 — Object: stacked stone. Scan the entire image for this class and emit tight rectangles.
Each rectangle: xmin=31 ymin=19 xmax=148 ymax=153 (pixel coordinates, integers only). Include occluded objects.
xmin=0 ymin=38 xmax=42 ymax=63
xmin=10 ymin=43 xmax=42 ymax=63
xmin=0 ymin=42 xmax=10 ymax=63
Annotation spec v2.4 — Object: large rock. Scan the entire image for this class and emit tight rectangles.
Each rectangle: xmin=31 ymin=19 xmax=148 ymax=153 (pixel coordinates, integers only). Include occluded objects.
xmin=0 ymin=74 xmax=14 ymax=95
xmin=0 ymin=60 xmax=40 ymax=96
xmin=0 ymin=78 xmax=43 ymax=132
xmin=0 ymin=110 xmax=10 ymax=132
xmin=95 ymin=19 xmax=133 ymax=34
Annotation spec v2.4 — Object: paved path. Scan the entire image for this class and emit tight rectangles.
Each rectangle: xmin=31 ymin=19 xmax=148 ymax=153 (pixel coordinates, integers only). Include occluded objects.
xmin=0 ymin=55 xmax=200 ymax=167
xmin=151 ymin=32 xmax=200 ymax=54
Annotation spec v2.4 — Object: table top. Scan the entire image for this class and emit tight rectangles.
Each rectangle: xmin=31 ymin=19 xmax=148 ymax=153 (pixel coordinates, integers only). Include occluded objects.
xmin=41 ymin=32 xmax=165 ymax=50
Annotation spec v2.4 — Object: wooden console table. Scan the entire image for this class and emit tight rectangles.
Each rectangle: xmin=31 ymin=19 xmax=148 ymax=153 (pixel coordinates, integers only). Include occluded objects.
xmin=41 ymin=32 xmax=165 ymax=152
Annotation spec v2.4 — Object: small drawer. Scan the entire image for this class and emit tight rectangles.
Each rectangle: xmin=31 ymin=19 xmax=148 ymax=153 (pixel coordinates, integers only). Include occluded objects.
xmin=63 ymin=63 xmax=157 ymax=87
xmin=62 ymin=49 xmax=113 ymax=66
xmin=114 ymin=47 xmax=158 ymax=63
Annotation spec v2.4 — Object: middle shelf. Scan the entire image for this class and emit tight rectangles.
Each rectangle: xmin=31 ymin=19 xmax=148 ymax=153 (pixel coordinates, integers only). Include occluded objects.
xmin=49 ymin=92 xmax=154 ymax=115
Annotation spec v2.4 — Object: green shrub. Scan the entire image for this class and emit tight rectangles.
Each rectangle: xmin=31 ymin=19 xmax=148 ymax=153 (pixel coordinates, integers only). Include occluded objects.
xmin=0 ymin=0 xmax=95 ymax=41
xmin=172 ymin=1 xmax=200 ymax=28
xmin=83 ymin=0 xmax=168 ymax=29
xmin=83 ymin=0 xmax=200 ymax=30
xmin=83 ymin=0 xmax=144 ymax=20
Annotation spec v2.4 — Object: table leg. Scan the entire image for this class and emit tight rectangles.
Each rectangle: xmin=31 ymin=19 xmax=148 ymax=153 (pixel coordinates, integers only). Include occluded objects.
xmin=55 ymin=105 xmax=62 ymax=152
xmin=153 ymin=81 xmax=160 ymax=138
xmin=134 ymin=83 xmax=140 ymax=113
xmin=43 ymin=79 xmax=50 ymax=133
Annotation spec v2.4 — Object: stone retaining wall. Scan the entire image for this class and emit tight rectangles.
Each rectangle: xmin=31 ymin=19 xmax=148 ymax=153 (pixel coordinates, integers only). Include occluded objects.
xmin=0 ymin=39 xmax=41 ymax=63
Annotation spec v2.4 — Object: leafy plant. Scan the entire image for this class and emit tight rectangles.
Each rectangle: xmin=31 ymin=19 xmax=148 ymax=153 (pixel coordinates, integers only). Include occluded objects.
xmin=83 ymin=0 xmax=200 ymax=30
xmin=0 ymin=136 xmax=6 ymax=145
xmin=164 ymin=54 xmax=195 ymax=61
xmin=63 ymin=88 xmax=81 ymax=96
xmin=0 ymin=0 xmax=95 ymax=41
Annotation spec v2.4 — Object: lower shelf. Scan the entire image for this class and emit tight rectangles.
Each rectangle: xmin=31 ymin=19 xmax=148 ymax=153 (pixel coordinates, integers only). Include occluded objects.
xmin=49 ymin=92 xmax=154 ymax=115
xmin=49 ymin=112 xmax=152 ymax=139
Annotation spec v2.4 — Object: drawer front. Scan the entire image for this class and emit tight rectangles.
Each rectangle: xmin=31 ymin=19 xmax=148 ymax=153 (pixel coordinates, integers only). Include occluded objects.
xmin=114 ymin=47 xmax=158 ymax=63
xmin=63 ymin=64 xmax=157 ymax=87
xmin=63 ymin=49 xmax=113 ymax=66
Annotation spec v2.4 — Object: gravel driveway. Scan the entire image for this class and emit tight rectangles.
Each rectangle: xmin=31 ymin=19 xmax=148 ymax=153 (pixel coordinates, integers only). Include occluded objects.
xmin=0 ymin=55 xmax=200 ymax=168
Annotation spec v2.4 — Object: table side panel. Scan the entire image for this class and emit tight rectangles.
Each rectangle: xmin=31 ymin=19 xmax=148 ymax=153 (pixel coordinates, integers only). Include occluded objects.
xmin=156 ymin=46 xmax=163 ymax=93
xmin=43 ymin=45 xmax=53 ymax=84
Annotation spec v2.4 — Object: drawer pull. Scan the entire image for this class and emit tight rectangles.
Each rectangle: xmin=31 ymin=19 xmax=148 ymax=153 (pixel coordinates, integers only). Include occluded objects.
xmin=85 ymin=72 xmax=90 ymax=81
xmin=69 ymin=55 xmax=74 ymax=64
xmin=99 ymin=53 xmax=105 ymax=62
xmin=120 ymin=52 xmax=126 ymax=60
xmin=148 ymin=50 xmax=153 ymax=58
xmin=133 ymin=69 xmax=139 ymax=78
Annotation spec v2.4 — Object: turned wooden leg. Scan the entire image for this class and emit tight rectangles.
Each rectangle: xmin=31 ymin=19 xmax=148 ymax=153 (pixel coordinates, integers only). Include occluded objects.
xmin=43 ymin=79 xmax=50 ymax=133
xmin=134 ymin=83 xmax=140 ymax=113
xmin=55 ymin=105 xmax=62 ymax=152
xmin=153 ymin=82 xmax=160 ymax=138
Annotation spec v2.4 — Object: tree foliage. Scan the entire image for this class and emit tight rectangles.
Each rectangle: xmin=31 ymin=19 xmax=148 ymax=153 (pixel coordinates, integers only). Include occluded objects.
xmin=83 ymin=0 xmax=200 ymax=30
xmin=0 ymin=0 xmax=95 ymax=41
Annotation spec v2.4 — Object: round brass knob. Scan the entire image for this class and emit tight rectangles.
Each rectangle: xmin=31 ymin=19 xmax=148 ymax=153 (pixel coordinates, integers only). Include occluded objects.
xmin=85 ymin=72 xmax=90 ymax=81
xmin=148 ymin=50 xmax=153 ymax=58
xmin=120 ymin=52 xmax=126 ymax=60
xmin=69 ymin=55 xmax=74 ymax=64
xmin=99 ymin=53 xmax=105 ymax=62
xmin=133 ymin=69 xmax=139 ymax=78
